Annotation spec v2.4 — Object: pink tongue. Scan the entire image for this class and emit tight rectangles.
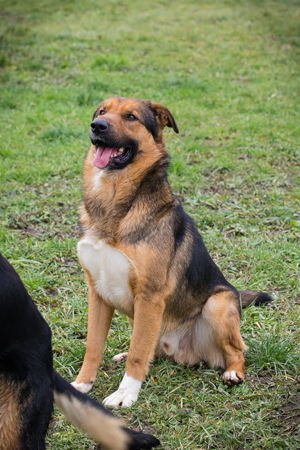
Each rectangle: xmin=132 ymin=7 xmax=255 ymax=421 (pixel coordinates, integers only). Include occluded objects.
xmin=93 ymin=147 xmax=115 ymax=168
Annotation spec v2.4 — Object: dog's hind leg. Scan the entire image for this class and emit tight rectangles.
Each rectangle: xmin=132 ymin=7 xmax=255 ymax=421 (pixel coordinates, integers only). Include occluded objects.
xmin=199 ymin=289 xmax=246 ymax=385
xmin=0 ymin=378 xmax=23 ymax=450
xmin=0 ymin=377 xmax=52 ymax=450
xmin=20 ymin=380 xmax=53 ymax=450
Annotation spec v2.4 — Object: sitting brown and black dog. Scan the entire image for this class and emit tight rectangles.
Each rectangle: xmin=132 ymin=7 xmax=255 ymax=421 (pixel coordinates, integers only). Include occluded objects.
xmin=0 ymin=253 xmax=159 ymax=450
xmin=72 ymin=97 xmax=272 ymax=407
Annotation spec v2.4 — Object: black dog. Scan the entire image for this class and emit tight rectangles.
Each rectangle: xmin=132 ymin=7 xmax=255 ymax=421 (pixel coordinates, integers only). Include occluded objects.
xmin=0 ymin=253 xmax=160 ymax=450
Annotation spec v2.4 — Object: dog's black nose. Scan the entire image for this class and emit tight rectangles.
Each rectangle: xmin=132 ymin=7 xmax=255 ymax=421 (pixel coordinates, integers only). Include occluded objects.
xmin=90 ymin=119 xmax=109 ymax=133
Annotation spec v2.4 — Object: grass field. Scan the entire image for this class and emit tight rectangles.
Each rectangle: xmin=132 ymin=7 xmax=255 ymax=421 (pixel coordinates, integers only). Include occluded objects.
xmin=0 ymin=0 xmax=299 ymax=448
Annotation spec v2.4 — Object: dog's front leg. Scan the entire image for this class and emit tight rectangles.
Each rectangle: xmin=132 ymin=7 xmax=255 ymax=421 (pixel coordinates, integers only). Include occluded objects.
xmin=103 ymin=294 xmax=165 ymax=407
xmin=72 ymin=271 xmax=114 ymax=393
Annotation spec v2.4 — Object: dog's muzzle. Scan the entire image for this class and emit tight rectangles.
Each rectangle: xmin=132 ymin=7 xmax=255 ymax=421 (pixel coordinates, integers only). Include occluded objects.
xmin=90 ymin=118 xmax=109 ymax=135
xmin=89 ymin=119 xmax=138 ymax=170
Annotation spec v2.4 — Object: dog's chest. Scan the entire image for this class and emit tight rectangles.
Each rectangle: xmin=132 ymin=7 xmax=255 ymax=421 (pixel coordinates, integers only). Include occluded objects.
xmin=78 ymin=236 xmax=133 ymax=314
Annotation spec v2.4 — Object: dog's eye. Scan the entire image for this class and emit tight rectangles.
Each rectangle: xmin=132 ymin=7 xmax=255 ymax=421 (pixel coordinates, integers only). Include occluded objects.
xmin=99 ymin=109 xmax=105 ymax=115
xmin=125 ymin=113 xmax=137 ymax=121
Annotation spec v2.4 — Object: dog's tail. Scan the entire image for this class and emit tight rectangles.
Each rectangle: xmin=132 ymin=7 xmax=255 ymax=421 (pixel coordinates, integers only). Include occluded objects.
xmin=53 ymin=371 xmax=160 ymax=450
xmin=239 ymin=290 xmax=273 ymax=309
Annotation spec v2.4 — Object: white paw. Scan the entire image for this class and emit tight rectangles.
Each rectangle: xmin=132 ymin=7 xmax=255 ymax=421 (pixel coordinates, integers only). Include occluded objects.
xmin=222 ymin=370 xmax=243 ymax=385
xmin=103 ymin=389 xmax=138 ymax=407
xmin=71 ymin=381 xmax=93 ymax=393
xmin=112 ymin=352 xmax=128 ymax=363
xmin=103 ymin=373 xmax=142 ymax=408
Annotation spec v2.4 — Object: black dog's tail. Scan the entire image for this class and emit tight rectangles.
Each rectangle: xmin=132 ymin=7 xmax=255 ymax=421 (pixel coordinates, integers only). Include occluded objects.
xmin=53 ymin=371 xmax=160 ymax=450
xmin=240 ymin=290 xmax=273 ymax=309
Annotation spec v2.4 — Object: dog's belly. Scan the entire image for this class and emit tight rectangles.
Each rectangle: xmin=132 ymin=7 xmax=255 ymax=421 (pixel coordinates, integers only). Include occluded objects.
xmin=78 ymin=236 xmax=133 ymax=315
xmin=158 ymin=315 xmax=225 ymax=368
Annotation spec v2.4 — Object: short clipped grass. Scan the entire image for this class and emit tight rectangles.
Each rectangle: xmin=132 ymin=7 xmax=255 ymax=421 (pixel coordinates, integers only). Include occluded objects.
xmin=0 ymin=0 xmax=299 ymax=448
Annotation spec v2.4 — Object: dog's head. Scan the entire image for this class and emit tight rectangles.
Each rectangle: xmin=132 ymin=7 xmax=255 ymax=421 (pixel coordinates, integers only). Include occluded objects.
xmin=89 ymin=97 xmax=179 ymax=170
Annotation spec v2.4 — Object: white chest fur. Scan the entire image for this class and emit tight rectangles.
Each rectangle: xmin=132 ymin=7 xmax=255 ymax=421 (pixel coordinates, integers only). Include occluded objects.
xmin=78 ymin=236 xmax=133 ymax=314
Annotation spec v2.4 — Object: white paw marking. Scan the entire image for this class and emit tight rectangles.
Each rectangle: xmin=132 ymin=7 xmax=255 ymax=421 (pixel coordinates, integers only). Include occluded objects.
xmin=71 ymin=381 xmax=93 ymax=394
xmin=112 ymin=352 xmax=128 ymax=363
xmin=222 ymin=370 xmax=242 ymax=384
xmin=103 ymin=373 xmax=142 ymax=408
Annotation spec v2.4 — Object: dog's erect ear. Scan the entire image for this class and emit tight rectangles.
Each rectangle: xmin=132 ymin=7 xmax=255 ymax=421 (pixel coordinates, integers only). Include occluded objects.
xmin=149 ymin=102 xmax=179 ymax=134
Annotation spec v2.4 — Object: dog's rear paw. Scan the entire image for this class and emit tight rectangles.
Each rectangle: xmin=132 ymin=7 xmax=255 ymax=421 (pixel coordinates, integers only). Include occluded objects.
xmin=103 ymin=373 xmax=141 ymax=408
xmin=112 ymin=352 xmax=128 ymax=363
xmin=222 ymin=370 xmax=244 ymax=386
xmin=71 ymin=380 xmax=94 ymax=393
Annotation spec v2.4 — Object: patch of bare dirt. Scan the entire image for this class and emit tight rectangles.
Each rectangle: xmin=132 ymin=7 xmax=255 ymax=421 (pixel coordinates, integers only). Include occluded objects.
xmin=277 ymin=394 xmax=300 ymax=434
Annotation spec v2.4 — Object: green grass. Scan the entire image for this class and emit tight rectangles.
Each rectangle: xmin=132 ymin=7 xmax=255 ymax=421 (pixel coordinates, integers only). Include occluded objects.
xmin=0 ymin=0 xmax=299 ymax=448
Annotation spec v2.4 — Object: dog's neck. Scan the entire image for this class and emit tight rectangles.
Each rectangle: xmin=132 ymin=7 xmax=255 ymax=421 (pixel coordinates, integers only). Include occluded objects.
xmin=80 ymin=146 xmax=175 ymax=242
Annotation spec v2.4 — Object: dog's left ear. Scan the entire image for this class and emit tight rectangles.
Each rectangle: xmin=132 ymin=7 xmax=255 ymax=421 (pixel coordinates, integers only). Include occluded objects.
xmin=149 ymin=102 xmax=179 ymax=134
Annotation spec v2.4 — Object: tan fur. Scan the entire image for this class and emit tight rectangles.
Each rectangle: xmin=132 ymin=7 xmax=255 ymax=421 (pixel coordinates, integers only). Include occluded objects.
xmin=157 ymin=288 xmax=245 ymax=373
xmin=0 ymin=377 xmax=22 ymax=450
xmin=75 ymin=97 xmax=247 ymax=393
xmin=75 ymin=270 xmax=114 ymax=386
xmin=54 ymin=390 xmax=129 ymax=450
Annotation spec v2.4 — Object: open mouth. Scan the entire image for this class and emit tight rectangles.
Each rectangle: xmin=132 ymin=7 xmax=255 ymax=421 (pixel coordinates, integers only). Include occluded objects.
xmin=93 ymin=146 xmax=123 ymax=168
xmin=92 ymin=143 xmax=137 ymax=170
